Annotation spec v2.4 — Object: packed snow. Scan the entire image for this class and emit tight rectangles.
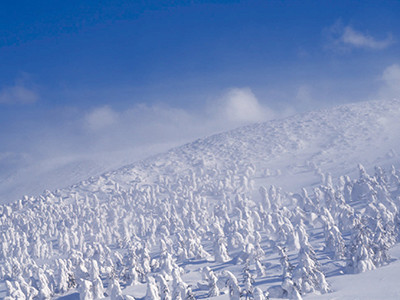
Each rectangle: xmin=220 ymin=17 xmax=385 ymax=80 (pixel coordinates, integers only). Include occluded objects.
xmin=1 ymin=99 xmax=400 ymax=299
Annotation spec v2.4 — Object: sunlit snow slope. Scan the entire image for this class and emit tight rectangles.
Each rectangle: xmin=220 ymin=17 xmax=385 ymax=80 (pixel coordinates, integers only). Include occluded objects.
xmin=99 ymin=98 xmax=400 ymax=194
xmin=1 ymin=99 xmax=400 ymax=300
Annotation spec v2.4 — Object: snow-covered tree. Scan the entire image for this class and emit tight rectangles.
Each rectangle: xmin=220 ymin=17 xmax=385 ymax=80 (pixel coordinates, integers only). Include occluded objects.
xmin=202 ymin=267 xmax=220 ymax=297
xmin=218 ymin=271 xmax=241 ymax=300
xmin=172 ymin=268 xmax=193 ymax=300
xmin=281 ymin=277 xmax=302 ymax=300
xmin=107 ymin=278 xmax=124 ymax=300
xmin=37 ymin=269 xmax=52 ymax=300
xmin=213 ymin=236 xmax=231 ymax=263
xmin=372 ymin=220 xmax=392 ymax=267
xmin=346 ymin=222 xmax=375 ymax=273
xmin=79 ymin=280 xmax=93 ymax=300
xmin=55 ymin=259 xmax=69 ymax=294
xmin=292 ymin=246 xmax=330 ymax=294
xmin=259 ymin=186 xmax=271 ymax=211
xmin=242 ymin=261 xmax=255 ymax=299
xmin=17 ymin=275 xmax=39 ymax=300
xmin=278 ymin=248 xmax=290 ymax=273
xmin=156 ymin=274 xmax=171 ymax=300
xmin=89 ymin=260 xmax=104 ymax=299
xmin=324 ymin=224 xmax=346 ymax=259
xmin=145 ymin=276 xmax=160 ymax=300
xmin=5 ymin=280 xmax=26 ymax=300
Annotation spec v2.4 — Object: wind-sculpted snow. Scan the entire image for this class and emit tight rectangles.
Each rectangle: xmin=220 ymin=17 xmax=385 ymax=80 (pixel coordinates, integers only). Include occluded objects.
xmin=1 ymin=99 xmax=400 ymax=299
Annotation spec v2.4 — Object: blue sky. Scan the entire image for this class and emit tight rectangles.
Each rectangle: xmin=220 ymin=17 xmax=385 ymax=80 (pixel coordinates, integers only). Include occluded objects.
xmin=1 ymin=1 xmax=399 ymax=109
xmin=1 ymin=0 xmax=400 ymax=199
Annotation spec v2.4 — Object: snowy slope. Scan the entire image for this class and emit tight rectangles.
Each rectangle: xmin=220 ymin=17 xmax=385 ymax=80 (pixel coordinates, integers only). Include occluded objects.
xmin=1 ymin=98 xmax=400 ymax=300
xmin=96 ymin=98 xmax=400 ymax=193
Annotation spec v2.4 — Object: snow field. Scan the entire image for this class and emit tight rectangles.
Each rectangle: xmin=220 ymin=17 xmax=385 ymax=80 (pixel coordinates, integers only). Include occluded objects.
xmin=1 ymin=99 xmax=400 ymax=299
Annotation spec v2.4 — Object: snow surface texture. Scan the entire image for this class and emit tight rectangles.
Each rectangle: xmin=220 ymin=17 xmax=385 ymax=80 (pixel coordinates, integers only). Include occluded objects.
xmin=1 ymin=99 xmax=400 ymax=299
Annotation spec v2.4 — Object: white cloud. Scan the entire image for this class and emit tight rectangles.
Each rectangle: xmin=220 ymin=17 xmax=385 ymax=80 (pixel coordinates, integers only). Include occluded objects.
xmin=325 ymin=22 xmax=393 ymax=51
xmin=379 ymin=64 xmax=400 ymax=99
xmin=85 ymin=106 xmax=119 ymax=130
xmin=342 ymin=26 xmax=393 ymax=50
xmin=216 ymin=88 xmax=274 ymax=123
xmin=0 ymin=83 xmax=39 ymax=104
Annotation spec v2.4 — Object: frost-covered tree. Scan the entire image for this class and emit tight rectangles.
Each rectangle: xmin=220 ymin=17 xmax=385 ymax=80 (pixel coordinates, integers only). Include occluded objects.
xmin=324 ymin=224 xmax=346 ymax=259
xmin=156 ymin=274 xmax=171 ymax=300
xmin=213 ymin=236 xmax=231 ymax=263
xmin=17 ymin=275 xmax=39 ymax=300
xmin=107 ymin=278 xmax=124 ymax=300
xmin=202 ymin=267 xmax=220 ymax=297
xmin=277 ymin=217 xmax=300 ymax=250
xmin=159 ymin=251 xmax=176 ymax=281
xmin=242 ymin=261 xmax=255 ymax=299
xmin=5 ymin=280 xmax=26 ymax=300
xmin=351 ymin=164 xmax=378 ymax=203
xmin=79 ymin=280 xmax=93 ymax=300
xmin=89 ymin=260 xmax=104 ymax=299
xmin=281 ymin=277 xmax=302 ymax=300
xmin=172 ymin=268 xmax=193 ymax=300
xmin=299 ymin=188 xmax=314 ymax=212
xmin=145 ymin=276 xmax=160 ymax=300
xmin=276 ymin=245 xmax=294 ymax=291
xmin=372 ymin=220 xmax=392 ymax=267
xmin=259 ymin=186 xmax=271 ymax=211
xmin=346 ymin=222 xmax=375 ymax=273
xmin=254 ymin=231 xmax=265 ymax=258
xmin=337 ymin=203 xmax=357 ymax=233
xmin=218 ymin=271 xmax=241 ymax=300
xmin=292 ymin=246 xmax=330 ymax=295
xmin=37 ymin=269 xmax=52 ymax=300
xmin=55 ymin=259 xmax=69 ymax=294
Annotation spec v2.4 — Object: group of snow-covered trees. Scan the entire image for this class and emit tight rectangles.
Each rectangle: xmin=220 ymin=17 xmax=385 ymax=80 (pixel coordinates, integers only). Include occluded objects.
xmin=1 ymin=155 xmax=400 ymax=299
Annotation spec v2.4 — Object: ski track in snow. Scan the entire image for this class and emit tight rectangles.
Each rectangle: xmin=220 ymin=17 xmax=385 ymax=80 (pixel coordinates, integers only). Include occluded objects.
xmin=1 ymin=99 xmax=400 ymax=299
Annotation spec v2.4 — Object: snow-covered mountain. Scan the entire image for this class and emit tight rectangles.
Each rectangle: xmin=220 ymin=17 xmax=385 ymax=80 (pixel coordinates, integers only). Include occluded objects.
xmin=1 ymin=99 xmax=400 ymax=299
